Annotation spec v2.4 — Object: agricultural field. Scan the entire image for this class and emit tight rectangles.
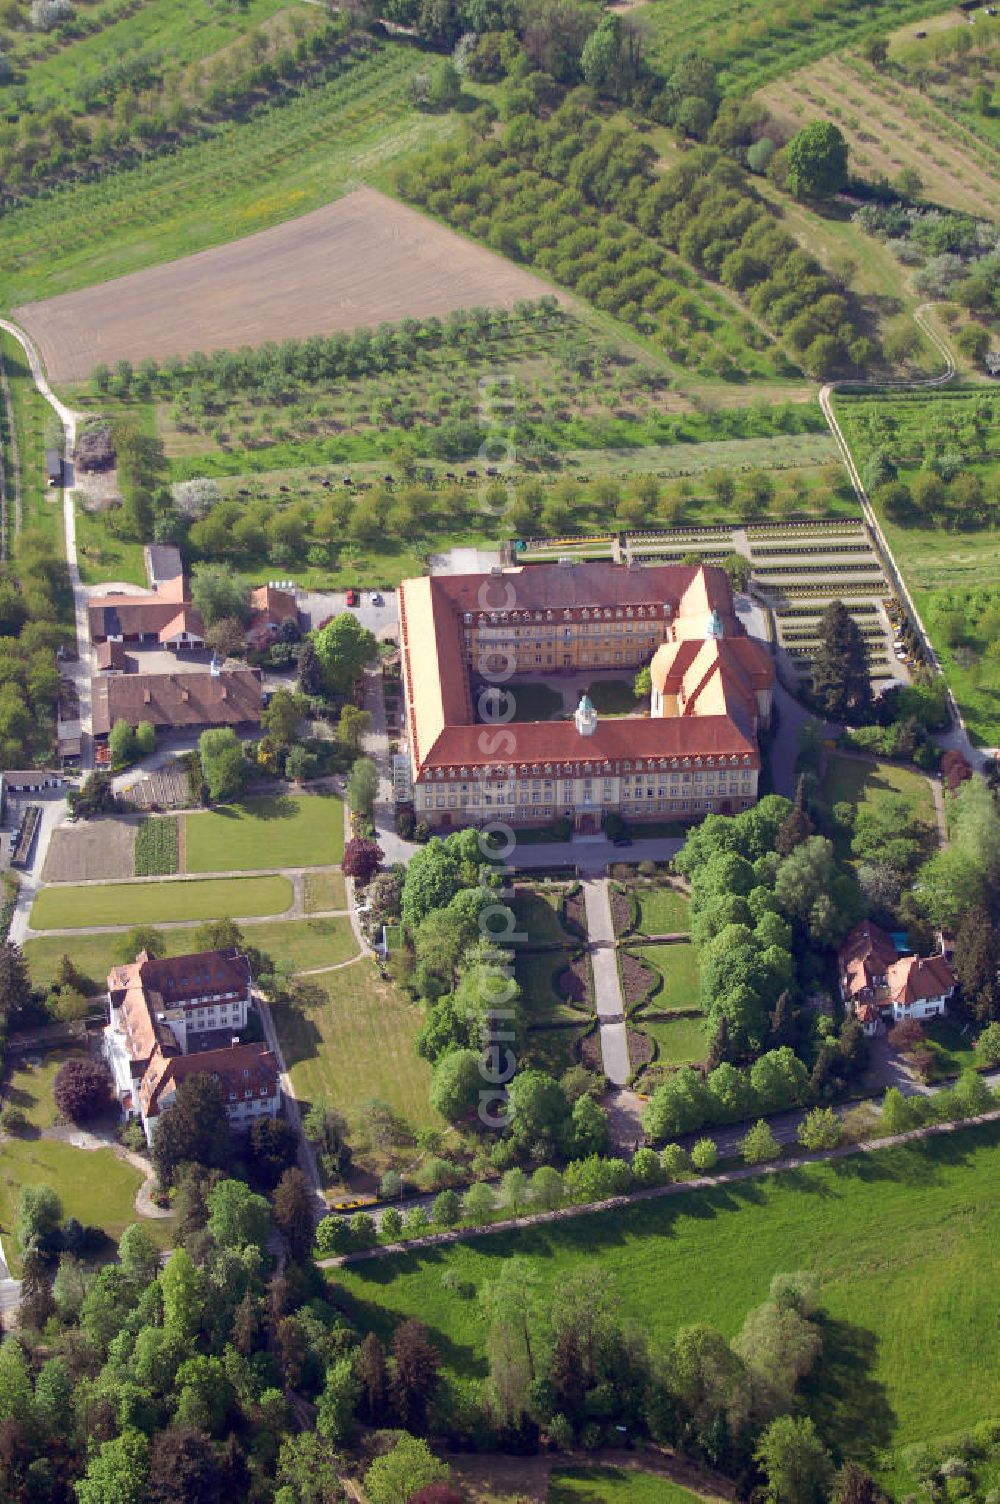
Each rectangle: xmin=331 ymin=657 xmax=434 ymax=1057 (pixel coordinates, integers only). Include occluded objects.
xmin=834 ymin=390 xmax=1000 ymax=744
xmin=757 ymin=54 xmax=1000 ymax=219
xmin=42 ymin=819 xmax=137 ymax=883
xmin=133 ymin=816 xmax=179 ymax=877
xmin=335 ymin=1124 xmax=1000 ymax=1494
xmin=637 ymin=0 xmax=948 ymax=92
xmin=15 ymin=189 xmax=559 ymax=384
xmin=270 ymin=959 xmax=441 ymax=1171
xmin=885 ymin=13 xmax=1000 ymax=151
xmin=29 ymin=873 xmax=294 ymax=929
xmin=0 ymin=40 xmax=462 ymax=308
xmin=183 ymin=793 xmax=344 ymax=872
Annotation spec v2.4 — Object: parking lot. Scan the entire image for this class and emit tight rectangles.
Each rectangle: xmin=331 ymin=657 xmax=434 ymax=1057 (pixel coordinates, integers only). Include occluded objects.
xmin=298 ymin=588 xmax=399 ymax=641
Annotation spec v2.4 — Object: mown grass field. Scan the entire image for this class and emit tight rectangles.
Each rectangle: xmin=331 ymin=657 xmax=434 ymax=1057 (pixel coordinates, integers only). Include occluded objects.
xmin=0 ymin=1137 xmax=173 ymax=1277
xmin=634 ymin=886 xmax=690 ymax=936
xmin=303 ymin=870 xmax=348 ymax=914
xmin=335 ymin=1124 xmax=1000 ymax=1492
xmin=24 ymin=914 xmax=353 ymax=991
xmin=627 ymin=943 xmax=700 ymax=1011
xmin=549 ymin=1469 xmax=700 ymax=1504
xmin=823 ymin=753 xmax=937 ymax=864
xmin=183 ymin=793 xmax=344 ymax=872
xmin=515 ymin=953 xmax=586 ymax=1027
xmin=1 ymin=1048 xmax=86 ymax=1130
xmin=0 ymin=41 xmax=461 ymax=310
xmin=638 ymin=1011 xmax=710 ymax=1065
xmin=271 ymin=959 xmax=440 ymax=1150
xmin=512 ymin=887 xmax=575 ymax=949
xmin=30 ymin=874 xmax=293 ymax=929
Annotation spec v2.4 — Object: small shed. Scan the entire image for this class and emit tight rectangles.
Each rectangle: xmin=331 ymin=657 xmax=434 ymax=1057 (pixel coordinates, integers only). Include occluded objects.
xmin=986 ymin=351 xmax=1000 ymax=377
xmin=45 ymin=449 xmax=61 ymax=487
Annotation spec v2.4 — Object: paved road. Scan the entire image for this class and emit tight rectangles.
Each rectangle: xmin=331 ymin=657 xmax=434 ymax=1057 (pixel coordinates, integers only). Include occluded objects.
xmin=582 ymin=876 xmax=630 ymax=1086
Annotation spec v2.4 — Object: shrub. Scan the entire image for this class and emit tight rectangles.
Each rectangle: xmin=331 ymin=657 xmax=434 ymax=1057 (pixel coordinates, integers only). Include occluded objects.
xmin=690 ymin=1136 xmax=718 ymax=1172
xmin=314 ymin=1215 xmax=353 ymax=1255
xmin=0 ymin=1104 xmax=28 ymax=1135
xmin=659 ymin=1142 xmax=690 ymax=1180
xmin=740 ymin=1118 xmax=781 ymax=1164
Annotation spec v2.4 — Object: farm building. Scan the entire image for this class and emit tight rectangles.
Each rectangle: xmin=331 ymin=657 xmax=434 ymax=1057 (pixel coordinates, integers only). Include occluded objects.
xmin=88 ymin=596 xmax=205 ymax=646
xmin=1 ymin=768 xmax=64 ymax=798
xmin=45 ymin=449 xmax=61 ymax=487
xmin=95 ymin=640 xmax=132 ymax=674
xmin=90 ymin=667 xmax=262 ymax=739
xmin=143 ymin=544 xmax=185 ymax=597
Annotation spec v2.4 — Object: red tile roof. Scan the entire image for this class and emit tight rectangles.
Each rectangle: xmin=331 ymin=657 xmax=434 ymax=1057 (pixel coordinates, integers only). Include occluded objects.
xmin=139 ymin=1039 xmax=278 ymax=1119
xmin=888 ymin=953 xmax=955 ymax=1005
xmin=839 ymin=921 xmax=898 ymax=1000
xmin=400 ymin=562 xmax=769 ymax=778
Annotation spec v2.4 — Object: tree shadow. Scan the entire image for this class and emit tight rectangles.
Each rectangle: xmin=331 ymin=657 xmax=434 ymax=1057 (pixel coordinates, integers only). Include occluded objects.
xmin=803 ymin=1313 xmax=896 ymax=1463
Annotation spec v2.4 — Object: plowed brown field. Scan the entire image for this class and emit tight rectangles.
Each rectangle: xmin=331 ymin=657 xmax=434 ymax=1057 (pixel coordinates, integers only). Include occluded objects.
xmin=14 ymin=188 xmax=563 ymax=384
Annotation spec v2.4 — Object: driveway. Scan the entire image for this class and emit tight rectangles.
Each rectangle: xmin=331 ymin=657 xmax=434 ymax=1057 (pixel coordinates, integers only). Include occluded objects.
xmin=6 ymin=790 xmax=74 ymax=946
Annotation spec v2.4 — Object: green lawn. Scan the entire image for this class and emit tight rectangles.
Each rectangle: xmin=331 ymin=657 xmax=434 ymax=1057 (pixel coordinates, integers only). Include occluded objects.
xmin=638 ymin=1012 xmax=710 ymax=1066
xmin=512 ymin=887 xmax=575 ymax=948
xmin=0 ymin=1137 xmax=173 ymax=1277
xmin=1 ymin=1048 xmax=86 ymax=1130
xmin=336 ymin=1124 xmax=1000 ymax=1491
xmin=515 ymin=952 xmax=586 ymax=1025
xmin=30 ymin=875 xmax=293 ymax=929
xmin=25 ymin=915 xmax=353 ymax=991
xmin=303 ymin=870 xmax=348 ymax=914
xmin=628 ymin=944 xmax=701 ymax=1012
xmin=549 ymin=1468 xmax=700 ymax=1504
xmin=589 ymin=679 xmax=642 ymax=716
xmin=253 ymin=917 xmax=358 ymax=973
xmin=822 ymin=754 xmax=937 ymax=863
xmin=184 ymin=794 xmax=344 ymax=872
xmin=635 ymin=885 xmax=690 ymax=936
xmin=924 ymin=1015 xmax=979 ymax=1080
xmin=271 ymin=960 xmax=440 ymax=1155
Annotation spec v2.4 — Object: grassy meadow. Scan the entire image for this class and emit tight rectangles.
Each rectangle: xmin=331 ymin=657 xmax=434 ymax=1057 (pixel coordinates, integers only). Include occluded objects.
xmin=823 ymin=753 xmax=937 ymax=864
xmin=0 ymin=1137 xmax=173 ymax=1277
xmin=627 ymin=943 xmax=701 ymax=1012
xmin=29 ymin=874 xmax=294 ymax=929
xmin=334 ymin=1124 xmax=1000 ymax=1493
xmin=634 ymin=885 xmax=691 ymax=936
xmin=637 ymin=1011 xmax=710 ymax=1065
xmin=549 ymin=1469 xmax=701 ymax=1504
xmin=183 ymin=793 xmax=345 ymax=872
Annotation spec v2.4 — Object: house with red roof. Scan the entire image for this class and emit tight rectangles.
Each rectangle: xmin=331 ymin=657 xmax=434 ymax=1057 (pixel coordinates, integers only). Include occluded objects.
xmin=103 ymin=947 xmax=278 ymax=1142
xmin=838 ymin=922 xmax=955 ymax=1033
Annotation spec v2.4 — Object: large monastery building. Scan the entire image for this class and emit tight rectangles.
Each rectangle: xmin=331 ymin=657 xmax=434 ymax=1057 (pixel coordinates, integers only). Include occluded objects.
xmin=398 ymin=559 xmax=774 ymax=832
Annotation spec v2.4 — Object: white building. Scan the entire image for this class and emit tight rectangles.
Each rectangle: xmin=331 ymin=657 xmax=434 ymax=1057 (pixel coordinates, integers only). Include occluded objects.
xmin=103 ymin=947 xmax=278 ymax=1142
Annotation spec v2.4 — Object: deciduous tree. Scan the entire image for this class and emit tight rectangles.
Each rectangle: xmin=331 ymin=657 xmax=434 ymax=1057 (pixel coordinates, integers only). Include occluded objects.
xmin=53 ymin=1058 xmax=111 ymax=1122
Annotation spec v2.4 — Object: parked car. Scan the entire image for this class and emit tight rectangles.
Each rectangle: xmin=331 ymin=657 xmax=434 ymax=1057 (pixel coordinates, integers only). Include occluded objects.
xmin=345 ymin=589 xmax=359 ymax=607
xmin=370 ymin=591 xmax=383 ymax=606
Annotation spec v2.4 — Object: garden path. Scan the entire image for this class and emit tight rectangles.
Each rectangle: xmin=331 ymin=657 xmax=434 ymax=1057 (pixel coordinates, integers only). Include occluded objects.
xmin=581 ymin=876 xmax=630 ymax=1086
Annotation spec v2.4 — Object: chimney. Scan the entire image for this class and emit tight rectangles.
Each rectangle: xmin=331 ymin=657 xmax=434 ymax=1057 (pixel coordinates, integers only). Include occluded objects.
xmin=220 ymin=686 xmax=228 ymax=701
xmin=181 ymin=687 xmax=189 ymax=702
xmin=143 ymin=688 xmax=151 ymax=704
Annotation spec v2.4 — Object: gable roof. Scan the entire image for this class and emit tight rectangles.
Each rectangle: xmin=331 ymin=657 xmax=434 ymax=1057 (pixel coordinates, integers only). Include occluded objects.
xmin=888 ymin=953 xmax=956 ymax=1005
xmin=139 ymin=1040 xmax=279 ymax=1119
xmin=88 ymin=597 xmax=182 ymax=641
xmin=158 ymin=606 xmax=206 ymax=643
xmin=839 ymin=920 xmax=898 ymax=999
xmin=91 ymin=668 xmax=262 ymax=735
